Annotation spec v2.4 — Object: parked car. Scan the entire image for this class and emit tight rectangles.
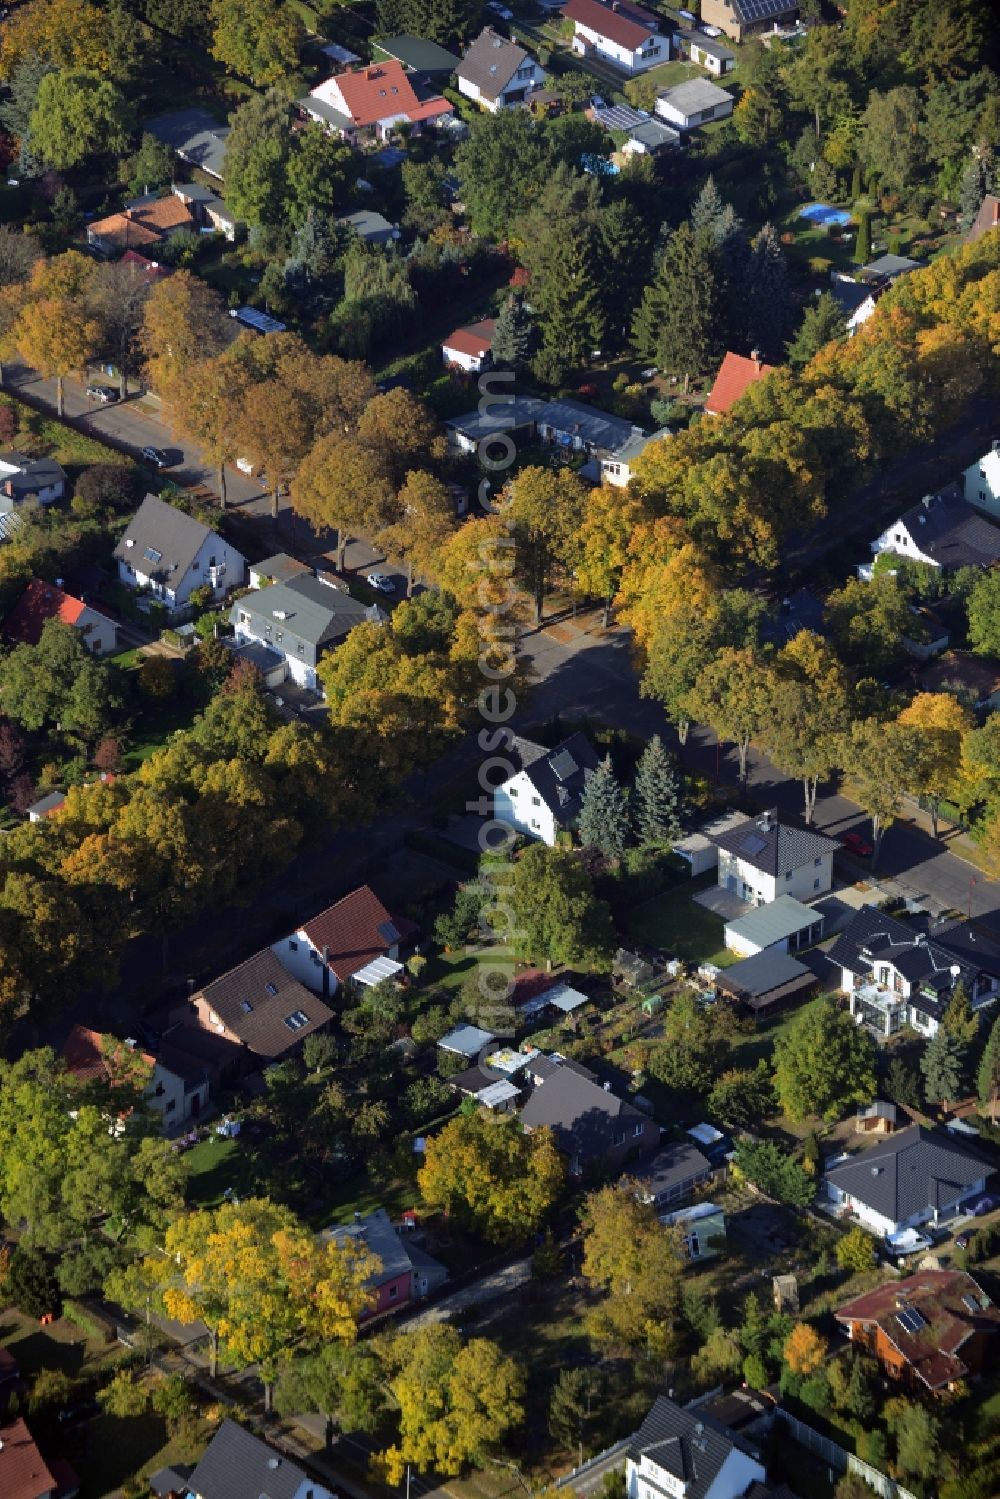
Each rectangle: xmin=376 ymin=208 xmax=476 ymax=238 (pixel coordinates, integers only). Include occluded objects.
xmin=367 ymin=573 xmax=395 ymax=594
xmin=840 ymin=831 xmax=874 ymax=858
xmin=86 ymin=384 xmax=118 ymax=403
xmin=141 ymin=445 xmax=170 ymax=468
xmin=57 ymin=1399 xmax=100 ymax=1427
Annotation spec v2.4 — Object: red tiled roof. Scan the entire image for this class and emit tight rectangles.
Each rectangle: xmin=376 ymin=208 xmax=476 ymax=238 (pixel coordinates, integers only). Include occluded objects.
xmin=89 ymin=196 xmax=193 ymax=252
xmin=120 ymin=249 xmax=173 ymax=279
xmin=60 ymin=1023 xmax=154 ymax=1083
xmin=2 ymin=576 xmax=106 ymax=647
xmin=303 ymin=885 xmax=411 ymax=984
xmin=443 ymin=319 xmax=497 ymax=359
xmin=561 ymin=0 xmax=657 ymax=50
xmin=968 ymin=193 xmax=1000 ymax=244
xmin=0 ymin=1417 xmax=59 ymax=1499
xmin=704 ymin=350 xmax=776 ymax=415
xmin=835 ymin=1269 xmax=1000 ymax=1391
xmin=332 ymin=61 xmax=421 ymax=126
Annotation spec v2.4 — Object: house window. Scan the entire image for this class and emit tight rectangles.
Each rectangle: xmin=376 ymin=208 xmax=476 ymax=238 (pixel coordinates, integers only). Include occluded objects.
xmin=785 ymin=871 xmax=793 ymax=880
xmin=388 ymin=1284 xmax=399 ymax=1299
xmin=241 ymin=999 xmax=253 ymax=1014
xmin=165 ymin=1099 xmax=176 ymax=1113
xmin=509 ymin=786 xmax=518 ymax=797
xmin=813 ymin=878 xmax=820 ymax=889
xmin=284 ymin=1009 xmax=310 ymax=1031
xmin=240 ymin=611 xmax=249 ymax=624
xmin=531 ymin=795 xmax=541 ymax=806
xmin=614 ymin=1132 xmax=626 ymax=1147
xmin=814 ymin=856 xmax=822 ymax=866
xmin=633 ymin=1122 xmax=643 ymax=1137
xmin=288 ymin=939 xmax=298 ymax=951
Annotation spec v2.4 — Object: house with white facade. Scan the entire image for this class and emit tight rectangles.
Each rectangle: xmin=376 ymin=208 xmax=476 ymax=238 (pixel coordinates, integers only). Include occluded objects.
xmin=823 ymin=1125 xmax=993 ymax=1239
xmin=830 ymin=905 xmax=1000 ymax=1039
xmin=2 ymin=577 xmax=119 ymax=655
xmin=230 ymin=573 xmax=382 ymax=691
xmin=456 ymin=28 xmax=546 ymax=110
xmin=861 ymin=485 xmax=1000 ymax=579
xmin=156 ymin=1418 xmax=338 ymax=1499
xmin=562 ymin=0 xmax=669 ymax=75
xmin=712 ymin=809 xmax=836 ymax=907
xmin=963 ymin=439 xmax=1000 ymax=522
xmin=300 ymin=59 xmax=453 ymax=141
xmin=113 ymin=494 xmax=245 ymax=615
xmin=60 ymin=1024 xmax=209 ymax=1132
xmin=627 ymin=1395 xmax=766 ymax=1499
xmin=493 ymin=732 xmax=600 ymax=845
xmin=273 ymin=884 xmax=412 ymax=999
xmin=724 ymin=896 xmax=824 ymax=959
xmin=828 ymin=273 xmax=879 ymax=335
xmin=442 ymin=318 xmax=497 ymax=373
xmin=600 ymin=427 xmax=670 ymax=486
xmin=0 ymin=451 xmax=66 ymax=507
xmin=655 ymin=77 xmax=733 ymax=130
xmin=688 ymin=33 xmax=735 ymax=75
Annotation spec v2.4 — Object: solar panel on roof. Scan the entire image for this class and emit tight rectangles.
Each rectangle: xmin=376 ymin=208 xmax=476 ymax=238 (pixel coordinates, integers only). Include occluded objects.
xmin=895 ymin=1306 xmax=927 ymax=1335
xmin=741 ymin=833 xmax=766 ymax=856
xmin=962 ymin=1293 xmax=981 ymax=1314
xmin=550 ymin=749 xmax=579 ymax=781
xmin=377 ymin=919 xmax=401 ymax=945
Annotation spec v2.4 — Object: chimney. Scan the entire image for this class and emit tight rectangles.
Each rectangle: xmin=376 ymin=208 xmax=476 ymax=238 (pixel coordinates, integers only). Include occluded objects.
xmin=750 ymin=348 xmax=761 ymax=368
xmin=322 ymin=944 xmax=331 ymax=1000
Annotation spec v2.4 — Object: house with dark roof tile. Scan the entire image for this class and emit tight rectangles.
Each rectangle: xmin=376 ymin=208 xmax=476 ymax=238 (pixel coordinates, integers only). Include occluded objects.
xmin=114 ymin=494 xmax=245 ymax=615
xmin=231 ymin=573 xmax=383 ymax=691
xmin=712 ymin=808 xmax=836 ymax=906
xmin=273 ymin=884 xmax=417 ymax=998
xmin=627 ymin=1395 xmax=766 ymax=1499
xmin=323 ymin=1206 xmax=447 ymax=1316
xmin=835 ymin=1269 xmax=1000 ymax=1394
xmin=457 ymin=28 xmax=546 ymax=111
xmin=831 ymin=904 xmax=1000 ymax=1038
xmin=562 ymin=0 xmax=669 ymax=74
xmin=166 ymin=1417 xmax=336 ymax=1499
xmin=863 ymin=483 xmax=1000 ymax=577
xmin=823 ymin=1125 xmax=993 ymax=1238
xmin=519 ymin=1057 xmax=659 ymax=1173
xmin=493 ymin=732 xmax=600 ymax=845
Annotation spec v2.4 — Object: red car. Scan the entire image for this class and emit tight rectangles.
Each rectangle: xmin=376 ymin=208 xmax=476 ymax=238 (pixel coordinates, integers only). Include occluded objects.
xmin=840 ymin=831 xmax=874 ymax=858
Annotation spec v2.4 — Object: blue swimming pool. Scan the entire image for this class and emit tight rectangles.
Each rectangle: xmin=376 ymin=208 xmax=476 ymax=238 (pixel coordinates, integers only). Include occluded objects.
xmin=799 ymin=202 xmax=853 ymax=227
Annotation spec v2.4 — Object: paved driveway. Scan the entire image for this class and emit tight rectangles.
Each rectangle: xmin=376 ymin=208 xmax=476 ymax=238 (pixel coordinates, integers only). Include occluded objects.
xmin=402 ymin=1258 xmax=532 ymax=1329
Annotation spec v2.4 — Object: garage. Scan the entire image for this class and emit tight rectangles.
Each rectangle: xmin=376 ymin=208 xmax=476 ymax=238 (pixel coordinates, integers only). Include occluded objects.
xmin=724 ymin=895 xmax=825 ymax=958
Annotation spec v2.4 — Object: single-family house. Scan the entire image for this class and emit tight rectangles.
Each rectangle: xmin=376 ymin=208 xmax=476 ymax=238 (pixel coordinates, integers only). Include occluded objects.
xmin=562 ymin=0 xmax=668 ymax=74
xmin=179 ymin=947 xmax=334 ymax=1065
xmin=445 ymin=395 xmax=546 ymax=454
xmin=27 ymin=790 xmax=69 ymax=821
xmin=714 ymin=949 xmax=817 ymax=1017
xmin=323 ymin=1207 xmax=447 ymax=1316
xmin=704 ymin=350 xmax=775 ymax=416
xmin=688 ymin=33 xmax=736 ymax=75
xmin=519 ymin=1058 xmax=659 ymax=1174
xmin=493 ymin=732 xmax=600 ymax=845
xmin=968 ymin=193 xmax=1000 ymax=244
xmin=698 ymin=0 xmax=798 ymax=43
xmin=457 ymin=28 xmax=547 ymax=110
xmin=337 ymin=209 xmax=401 ymax=245
xmin=919 ymin=650 xmax=1000 ymax=713
xmin=963 ymin=439 xmax=1000 ymax=523
xmin=145 ymin=107 xmax=230 ymax=179
xmin=0 ymin=452 xmax=66 ymax=506
xmin=273 ymin=884 xmax=414 ymax=998
xmin=249 ymin=552 xmax=313 ymax=589
xmin=713 ymin=809 xmax=836 ymax=906
xmin=170 ymin=181 xmax=240 ymax=240
xmin=0 ymin=1416 xmax=78 ymax=1499
xmin=157 ymin=1418 xmax=336 ymax=1499
xmin=835 ymin=1270 xmax=1000 ymax=1394
xmin=634 ymin=1139 xmax=715 ymax=1209
xmin=828 ymin=273 xmax=879 ymax=335
xmin=114 ymin=495 xmax=246 ymax=615
xmin=230 ymin=574 xmax=382 ymax=691
xmin=373 ymin=34 xmax=461 ymax=78
xmin=60 ymin=1023 xmax=209 ymax=1130
xmin=671 ymin=808 xmax=749 ymax=877
xmin=2 ymin=577 xmax=118 ymax=655
xmin=442 ymin=318 xmax=497 ymax=373
xmin=823 ymin=1124 xmax=993 ymax=1239
xmin=661 ymin=1200 xmax=727 ymax=1262
xmin=830 ymin=904 xmax=1000 ymax=1039
xmin=448 ymin=1062 xmax=521 ymax=1109
xmin=300 ymin=61 xmax=453 ymax=141
xmin=655 ymin=77 xmax=734 ymax=130
xmin=600 ymin=427 xmax=669 ymax=485
xmin=724 ymin=896 xmax=825 ymax=958
xmin=87 ymin=195 xmax=195 ymax=257
xmin=863 ymin=485 xmax=1000 ymax=576
xmin=627 ymin=1396 xmax=767 ymax=1499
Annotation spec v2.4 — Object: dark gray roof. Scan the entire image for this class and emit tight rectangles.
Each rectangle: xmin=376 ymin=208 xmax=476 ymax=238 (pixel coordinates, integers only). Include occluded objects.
xmin=860 ymin=253 xmax=926 ymax=280
xmin=713 ymin=809 xmax=836 ymax=876
xmin=829 ymin=905 xmax=983 ymax=1008
xmin=635 ymin=1140 xmax=712 ymax=1200
xmin=233 ymin=574 xmax=379 ymax=649
xmin=519 ymin=1064 xmax=644 ymax=1161
xmin=325 ymin=1206 xmax=415 ymax=1284
xmin=760 ymin=586 xmax=826 ymax=646
xmin=656 ymin=77 xmax=733 ymax=116
xmin=187 ymin=1418 xmax=313 ymax=1499
xmin=250 ymin=552 xmax=312 ymax=584
xmin=825 ymin=1125 xmax=992 ymax=1225
xmin=458 ymin=27 xmax=530 ymax=98
xmin=145 ymin=107 xmax=230 ymax=179
xmin=895 ymin=487 xmax=1000 ymax=570
xmin=512 ymin=731 xmax=600 ymax=824
xmin=446 ymin=396 xmax=546 ymax=442
xmin=299 ymin=95 xmax=353 ymax=132
xmin=376 ymin=32 xmax=461 ymax=73
xmin=689 ymin=33 xmax=735 ymax=60
xmin=729 ymin=0 xmax=796 ymax=21
xmin=114 ymin=494 xmax=221 ymax=586
xmin=829 ymin=277 xmax=875 ymax=316
xmin=338 ymin=209 xmax=399 ymax=243
xmin=714 ymin=948 xmax=812 ymax=1000
xmin=630 ymin=1396 xmax=763 ymax=1499
xmin=149 ymin=1464 xmax=194 ymax=1497
xmin=629 ymin=118 xmax=680 ymax=151
xmin=0 ymin=451 xmax=66 ymax=501
xmin=535 ymin=398 xmax=642 ymax=454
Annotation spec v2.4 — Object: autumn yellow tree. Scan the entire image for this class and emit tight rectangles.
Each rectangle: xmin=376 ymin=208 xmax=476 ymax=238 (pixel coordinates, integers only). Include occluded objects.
xmin=15 ymin=296 xmax=99 ymax=417
xmin=171 ymin=355 xmax=247 ymax=509
xmin=293 ymin=434 xmax=396 ymax=569
xmin=377 ymin=469 xmax=455 ymax=597
xmin=502 ymin=465 xmax=590 ymax=625
xmin=897 ymin=691 xmax=973 ymax=837
xmin=570 ymin=486 xmax=647 ymax=627
xmin=0 ymin=0 xmax=110 ymax=77
xmin=356 ymin=386 xmax=446 ymax=484
xmin=141 ymin=271 xmax=232 ymax=407
xmin=580 ymin=1184 xmax=684 ymax=1355
xmin=419 ymin=1111 xmax=564 ymax=1245
xmin=235 ymin=380 xmax=315 ymax=519
xmin=783 ymin=1322 xmax=827 ymax=1376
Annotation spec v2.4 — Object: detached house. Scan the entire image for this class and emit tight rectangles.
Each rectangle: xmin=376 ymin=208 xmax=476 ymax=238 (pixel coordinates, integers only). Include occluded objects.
xmin=519 ymin=1055 xmax=659 ymax=1174
xmin=0 ymin=452 xmax=65 ymax=508
xmin=655 ymin=77 xmax=734 ymax=131
xmin=704 ymin=350 xmax=775 ymax=416
xmin=323 ymin=1207 xmax=447 ymax=1316
xmin=699 ymin=0 xmax=798 ymax=43
xmin=231 ymin=573 xmax=382 ymax=691
xmin=601 ymin=427 xmax=669 ymax=487
xmin=60 ymin=1023 xmax=209 ymax=1131
xmin=968 ymin=193 xmax=1000 ymax=244
xmin=493 ymin=732 xmax=599 ymax=845
xmin=561 ymin=0 xmax=669 ymax=75
xmin=823 ymin=1124 xmax=993 ymax=1239
xmin=0 ymin=1416 xmax=77 ymax=1499
xmin=3 ymin=577 xmax=118 ymax=655
xmin=273 ymin=883 xmax=415 ymax=999
xmin=712 ymin=809 xmax=836 ymax=906
xmin=830 ymin=904 xmax=1000 ymax=1039
xmin=300 ymin=60 xmax=453 ymax=141
xmin=862 ymin=485 xmax=1000 ymax=577
xmin=963 ymin=439 xmax=1000 ymax=522
xmin=627 ymin=1396 xmax=766 ymax=1499
xmin=179 ymin=948 xmax=334 ymax=1068
xmin=153 ymin=1418 xmax=336 ymax=1499
xmin=442 ymin=318 xmax=497 ymax=373
xmin=835 ymin=1270 xmax=1000 ymax=1395
xmin=114 ymin=494 xmax=245 ymax=615
xmin=457 ymin=28 xmax=546 ymax=111
xmin=87 ymin=195 xmax=195 ymax=257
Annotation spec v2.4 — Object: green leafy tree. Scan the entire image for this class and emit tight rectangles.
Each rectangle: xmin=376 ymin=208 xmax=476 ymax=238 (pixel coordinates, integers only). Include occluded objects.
xmin=966 ymin=568 xmax=1000 ymax=656
xmin=632 ymin=735 xmax=682 ymax=847
xmin=29 ymin=69 xmax=132 ymax=169
xmin=455 ymin=111 xmax=547 ymax=240
xmin=921 ymin=1025 xmax=969 ymax=1108
xmin=549 ymin=1367 xmax=603 ymax=1463
xmin=375 ymin=0 xmax=484 ymax=47
xmin=685 ymin=646 xmax=766 ymax=784
xmin=127 ymin=132 xmax=174 ymax=195
xmin=838 ymin=718 xmax=920 ymax=867
xmin=773 ymin=996 xmax=877 ymax=1120
xmin=854 ymin=210 xmax=872 ymax=266
xmin=519 ymin=166 xmax=604 ymax=380
xmin=648 ymin=992 xmax=728 ymax=1097
xmin=733 ymin=1140 xmax=816 ymax=1207
xmin=578 ymin=756 xmax=629 ymax=859
xmin=0 ymin=618 xmax=122 ymax=746
xmin=418 ymin=1111 xmax=564 ymax=1244
xmin=275 ymin=1345 xmax=384 ymax=1450
xmin=632 ymin=223 xmax=721 ymax=390
xmin=860 ymin=87 xmax=924 ymax=195
xmin=788 ymin=292 xmax=848 ymax=366
xmin=708 ymin=1063 xmax=776 ymax=1130
xmin=286 ymin=123 xmax=353 ymax=227
xmin=209 ymin=0 xmax=302 ymax=83
xmin=941 ymin=982 xmax=979 ymax=1046
xmin=845 ymin=1357 xmax=875 ymax=1423
xmin=890 ymin=1401 xmax=941 ymax=1485
xmin=826 ymin=575 xmax=910 ymax=678
xmin=507 ymin=844 xmax=614 ymax=970
xmin=223 ymin=91 xmax=294 ymax=227
xmin=835 ymin=1225 xmax=877 ymax=1274
xmin=580 ymin=1184 xmax=684 ymax=1354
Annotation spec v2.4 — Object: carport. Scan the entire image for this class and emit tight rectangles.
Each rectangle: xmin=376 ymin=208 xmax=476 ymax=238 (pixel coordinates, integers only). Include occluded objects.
xmin=715 ymin=949 xmax=817 ymax=1016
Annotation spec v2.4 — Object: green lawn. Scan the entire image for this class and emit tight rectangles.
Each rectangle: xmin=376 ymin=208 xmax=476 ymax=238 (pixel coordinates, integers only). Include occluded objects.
xmin=627 ymin=878 xmax=735 ymax=968
xmin=183 ymin=1135 xmax=244 ymax=1207
xmin=0 ymin=395 xmax=132 ymax=476
xmin=122 ymin=682 xmax=200 ymax=768
xmin=419 ymin=948 xmax=480 ymax=994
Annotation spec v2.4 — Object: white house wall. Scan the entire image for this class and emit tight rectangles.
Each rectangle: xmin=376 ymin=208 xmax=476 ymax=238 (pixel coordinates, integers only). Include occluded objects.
xmin=571 ymin=22 xmax=668 ymax=74
xmin=494 ymin=773 xmax=557 ymax=845
xmin=870 ymin=519 xmax=937 ymax=569
xmin=964 ymin=446 xmax=1000 ymax=523
xmin=718 ymin=849 xmax=832 ymax=905
xmin=272 ymin=930 xmax=341 ymax=997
